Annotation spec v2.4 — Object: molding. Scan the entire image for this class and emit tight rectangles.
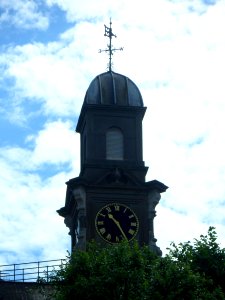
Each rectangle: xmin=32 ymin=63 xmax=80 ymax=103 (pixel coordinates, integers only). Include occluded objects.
xmin=72 ymin=187 xmax=87 ymax=251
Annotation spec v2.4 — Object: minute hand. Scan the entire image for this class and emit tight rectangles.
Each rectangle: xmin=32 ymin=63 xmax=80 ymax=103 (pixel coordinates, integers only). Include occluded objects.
xmin=108 ymin=214 xmax=128 ymax=241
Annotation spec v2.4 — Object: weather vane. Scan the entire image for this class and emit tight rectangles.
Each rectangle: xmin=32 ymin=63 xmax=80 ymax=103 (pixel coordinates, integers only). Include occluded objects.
xmin=99 ymin=19 xmax=123 ymax=72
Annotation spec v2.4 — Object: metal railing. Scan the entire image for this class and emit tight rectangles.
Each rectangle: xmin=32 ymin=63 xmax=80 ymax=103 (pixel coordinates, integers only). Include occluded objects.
xmin=0 ymin=259 xmax=67 ymax=282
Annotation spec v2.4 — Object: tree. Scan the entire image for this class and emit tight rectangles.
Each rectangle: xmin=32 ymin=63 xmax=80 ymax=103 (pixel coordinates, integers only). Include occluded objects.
xmin=49 ymin=227 xmax=225 ymax=300
xmin=168 ymin=226 xmax=225 ymax=297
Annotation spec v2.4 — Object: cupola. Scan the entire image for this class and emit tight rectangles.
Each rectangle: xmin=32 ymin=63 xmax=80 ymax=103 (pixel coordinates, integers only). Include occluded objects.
xmin=84 ymin=71 xmax=143 ymax=107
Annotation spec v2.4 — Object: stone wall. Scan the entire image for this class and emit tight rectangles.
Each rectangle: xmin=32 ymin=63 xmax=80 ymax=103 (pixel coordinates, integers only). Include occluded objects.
xmin=0 ymin=281 xmax=54 ymax=300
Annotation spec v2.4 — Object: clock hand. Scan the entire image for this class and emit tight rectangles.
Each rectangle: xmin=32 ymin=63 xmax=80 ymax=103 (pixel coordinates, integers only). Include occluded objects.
xmin=108 ymin=214 xmax=128 ymax=241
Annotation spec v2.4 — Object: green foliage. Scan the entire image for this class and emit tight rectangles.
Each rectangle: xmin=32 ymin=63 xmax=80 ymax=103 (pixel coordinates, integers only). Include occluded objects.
xmin=168 ymin=227 xmax=225 ymax=296
xmin=49 ymin=228 xmax=225 ymax=300
xmin=50 ymin=241 xmax=156 ymax=300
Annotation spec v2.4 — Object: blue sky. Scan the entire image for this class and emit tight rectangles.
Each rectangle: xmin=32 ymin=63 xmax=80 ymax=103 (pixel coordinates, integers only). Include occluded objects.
xmin=1 ymin=0 xmax=225 ymax=265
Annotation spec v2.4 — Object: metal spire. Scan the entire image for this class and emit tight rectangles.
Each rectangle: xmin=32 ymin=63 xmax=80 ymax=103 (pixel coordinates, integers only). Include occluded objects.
xmin=99 ymin=19 xmax=123 ymax=72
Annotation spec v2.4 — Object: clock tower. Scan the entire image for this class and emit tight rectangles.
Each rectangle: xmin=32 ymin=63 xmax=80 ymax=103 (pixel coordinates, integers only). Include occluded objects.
xmin=57 ymin=23 xmax=168 ymax=255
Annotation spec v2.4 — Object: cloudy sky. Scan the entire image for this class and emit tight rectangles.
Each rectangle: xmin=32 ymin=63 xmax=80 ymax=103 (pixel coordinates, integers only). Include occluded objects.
xmin=1 ymin=0 xmax=225 ymax=265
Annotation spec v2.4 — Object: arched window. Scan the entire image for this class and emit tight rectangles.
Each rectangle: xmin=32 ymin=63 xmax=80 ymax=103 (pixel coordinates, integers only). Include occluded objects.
xmin=106 ymin=128 xmax=124 ymax=160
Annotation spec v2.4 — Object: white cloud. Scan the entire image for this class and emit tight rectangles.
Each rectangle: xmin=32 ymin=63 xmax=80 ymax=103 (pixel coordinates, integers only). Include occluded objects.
xmin=0 ymin=168 xmax=70 ymax=264
xmin=45 ymin=0 xmax=115 ymax=22
xmin=1 ymin=0 xmax=225 ymax=265
xmin=155 ymin=206 xmax=211 ymax=254
xmin=0 ymin=21 xmax=108 ymax=123
xmin=0 ymin=0 xmax=49 ymax=30
xmin=29 ymin=120 xmax=80 ymax=167
xmin=0 ymin=120 xmax=80 ymax=264
xmin=0 ymin=120 xmax=80 ymax=171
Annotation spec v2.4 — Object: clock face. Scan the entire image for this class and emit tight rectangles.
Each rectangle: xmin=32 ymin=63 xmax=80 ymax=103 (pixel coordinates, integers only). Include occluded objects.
xmin=95 ymin=203 xmax=139 ymax=244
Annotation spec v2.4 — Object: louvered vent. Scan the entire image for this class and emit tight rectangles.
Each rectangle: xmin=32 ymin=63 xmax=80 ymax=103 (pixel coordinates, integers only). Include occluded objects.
xmin=106 ymin=128 xmax=124 ymax=160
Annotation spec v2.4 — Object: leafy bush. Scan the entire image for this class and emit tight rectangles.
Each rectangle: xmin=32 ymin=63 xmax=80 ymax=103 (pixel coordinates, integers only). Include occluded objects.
xmin=50 ymin=227 xmax=225 ymax=300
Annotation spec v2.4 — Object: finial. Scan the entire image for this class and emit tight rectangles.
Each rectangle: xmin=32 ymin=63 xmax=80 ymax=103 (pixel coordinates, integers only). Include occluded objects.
xmin=99 ymin=19 xmax=123 ymax=72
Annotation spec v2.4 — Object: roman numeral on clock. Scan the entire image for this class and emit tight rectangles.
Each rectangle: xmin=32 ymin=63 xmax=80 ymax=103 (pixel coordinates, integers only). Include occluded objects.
xmin=95 ymin=203 xmax=139 ymax=244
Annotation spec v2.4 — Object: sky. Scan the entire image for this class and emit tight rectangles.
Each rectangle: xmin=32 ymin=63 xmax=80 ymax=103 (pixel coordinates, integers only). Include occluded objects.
xmin=1 ymin=0 xmax=225 ymax=265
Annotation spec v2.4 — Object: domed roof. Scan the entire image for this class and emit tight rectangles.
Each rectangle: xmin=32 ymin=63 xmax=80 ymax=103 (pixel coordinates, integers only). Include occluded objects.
xmin=84 ymin=71 xmax=143 ymax=107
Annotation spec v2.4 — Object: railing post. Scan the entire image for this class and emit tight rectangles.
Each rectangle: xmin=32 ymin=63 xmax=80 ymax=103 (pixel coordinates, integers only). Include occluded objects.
xmin=46 ymin=265 xmax=49 ymax=282
xmin=38 ymin=261 xmax=40 ymax=280
xmin=13 ymin=264 xmax=16 ymax=281
xmin=23 ymin=268 xmax=25 ymax=282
